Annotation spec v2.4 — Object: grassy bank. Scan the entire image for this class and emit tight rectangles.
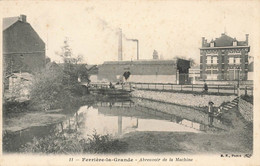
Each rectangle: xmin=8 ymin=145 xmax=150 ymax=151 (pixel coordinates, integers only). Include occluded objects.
xmin=18 ymin=131 xmax=128 ymax=154
xmin=120 ymin=126 xmax=252 ymax=154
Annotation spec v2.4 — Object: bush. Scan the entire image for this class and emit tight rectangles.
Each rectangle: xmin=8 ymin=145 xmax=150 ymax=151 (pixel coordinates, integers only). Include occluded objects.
xmin=29 ymin=68 xmax=65 ymax=110
xmin=3 ymin=100 xmax=30 ymax=115
xmin=241 ymin=95 xmax=253 ymax=104
xmin=29 ymin=65 xmax=90 ymax=111
xmin=20 ymin=131 xmax=128 ymax=154
xmin=21 ymin=131 xmax=83 ymax=154
xmin=82 ymin=132 xmax=128 ymax=153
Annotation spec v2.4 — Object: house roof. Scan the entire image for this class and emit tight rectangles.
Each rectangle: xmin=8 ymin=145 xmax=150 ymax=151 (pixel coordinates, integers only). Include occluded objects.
xmin=6 ymin=72 xmax=33 ymax=81
xmin=3 ymin=16 xmax=20 ymax=31
xmin=85 ymin=64 xmax=97 ymax=70
xmin=203 ymin=33 xmax=248 ymax=48
xmin=103 ymin=59 xmax=177 ymax=65
xmin=214 ymin=34 xmax=236 ymax=47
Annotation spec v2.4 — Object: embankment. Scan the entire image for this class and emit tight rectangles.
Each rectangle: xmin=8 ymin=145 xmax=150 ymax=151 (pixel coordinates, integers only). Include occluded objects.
xmin=131 ymin=90 xmax=236 ymax=107
xmin=238 ymin=98 xmax=253 ymax=122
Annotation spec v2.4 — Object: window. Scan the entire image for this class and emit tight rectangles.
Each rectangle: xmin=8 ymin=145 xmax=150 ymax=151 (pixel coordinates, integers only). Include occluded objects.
xmin=229 ymin=57 xmax=234 ymax=64
xmin=206 ymin=56 xmax=211 ymax=64
xmin=233 ymin=41 xmax=237 ymax=46
xmin=235 ymin=58 xmax=240 ymax=64
xmin=212 ymin=57 xmax=218 ymax=64
xmin=210 ymin=42 xmax=214 ymax=47
xmin=229 ymin=68 xmax=240 ymax=80
xmin=207 ymin=56 xmax=217 ymax=64
xmin=206 ymin=68 xmax=218 ymax=80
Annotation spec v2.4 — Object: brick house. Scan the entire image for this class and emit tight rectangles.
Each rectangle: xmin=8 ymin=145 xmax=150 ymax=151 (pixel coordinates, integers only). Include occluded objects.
xmin=200 ymin=33 xmax=250 ymax=81
xmin=3 ymin=14 xmax=45 ymax=76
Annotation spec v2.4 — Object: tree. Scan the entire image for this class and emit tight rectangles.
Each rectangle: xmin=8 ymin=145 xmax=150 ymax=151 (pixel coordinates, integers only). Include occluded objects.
xmin=152 ymin=50 xmax=159 ymax=60
xmin=29 ymin=40 xmax=89 ymax=110
xmin=75 ymin=54 xmax=84 ymax=64
xmin=123 ymin=71 xmax=131 ymax=81
xmin=30 ymin=68 xmax=65 ymax=110
xmin=188 ymin=58 xmax=196 ymax=67
xmin=56 ymin=39 xmax=88 ymax=84
xmin=45 ymin=56 xmax=51 ymax=64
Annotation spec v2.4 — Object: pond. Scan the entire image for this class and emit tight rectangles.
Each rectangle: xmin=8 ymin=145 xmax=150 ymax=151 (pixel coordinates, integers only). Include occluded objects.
xmin=3 ymin=99 xmax=229 ymax=153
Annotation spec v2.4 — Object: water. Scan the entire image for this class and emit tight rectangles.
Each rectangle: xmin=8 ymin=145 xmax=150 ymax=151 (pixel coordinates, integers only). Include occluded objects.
xmin=3 ymin=100 xmax=228 ymax=152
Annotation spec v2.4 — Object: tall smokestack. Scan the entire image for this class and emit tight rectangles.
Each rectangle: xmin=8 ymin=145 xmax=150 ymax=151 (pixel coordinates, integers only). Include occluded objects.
xmin=246 ymin=34 xmax=249 ymax=45
xmin=118 ymin=28 xmax=123 ymax=61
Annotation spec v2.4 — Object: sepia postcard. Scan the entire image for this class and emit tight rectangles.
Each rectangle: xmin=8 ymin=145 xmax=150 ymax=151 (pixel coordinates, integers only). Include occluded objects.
xmin=0 ymin=0 xmax=260 ymax=165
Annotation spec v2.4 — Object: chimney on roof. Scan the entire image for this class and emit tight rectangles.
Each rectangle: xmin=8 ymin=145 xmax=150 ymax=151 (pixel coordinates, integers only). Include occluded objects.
xmin=246 ymin=34 xmax=249 ymax=45
xmin=19 ymin=14 xmax=26 ymax=22
xmin=202 ymin=37 xmax=205 ymax=47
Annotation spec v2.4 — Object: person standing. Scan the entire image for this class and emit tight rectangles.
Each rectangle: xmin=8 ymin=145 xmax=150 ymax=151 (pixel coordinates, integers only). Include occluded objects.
xmin=204 ymin=81 xmax=208 ymax=93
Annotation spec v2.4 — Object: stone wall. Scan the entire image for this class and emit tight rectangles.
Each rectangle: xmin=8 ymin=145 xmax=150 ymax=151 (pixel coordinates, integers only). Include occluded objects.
xmin=131 ymin=90 xmax=236 ymax=107
xmin=238 ymin=98 xmax=253 ymax=122
xmin=132 ymin=98 xmax=231 ymax=131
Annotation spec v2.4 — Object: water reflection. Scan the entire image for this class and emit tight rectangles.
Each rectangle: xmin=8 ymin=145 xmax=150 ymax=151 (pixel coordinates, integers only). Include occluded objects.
xmin=58 ymin=100 xmax=229 ymax=138
xmin=3 ymin=100 xmax=230 ymax=152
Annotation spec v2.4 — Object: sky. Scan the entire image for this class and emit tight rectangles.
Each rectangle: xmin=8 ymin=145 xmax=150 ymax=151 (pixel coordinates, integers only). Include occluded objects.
xmin=1 ymin=1 xmax=260 ymax=65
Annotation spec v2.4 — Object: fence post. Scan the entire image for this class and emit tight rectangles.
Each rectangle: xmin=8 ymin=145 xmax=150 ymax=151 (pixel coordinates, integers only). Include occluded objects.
xmin=163 ymin=84 xmax=164 ymax=90
xmin=148 ymin=83 xmax=149 ymax=90
xmin=171 ymin=84 xmax=173 ymax=90
xmin=218 ymin=85 xmax=219 ymax=94
xmin=192 ymin=84 xmax=193 ymax=91
xmin=245 ymin=86 xmax=247 ymax=96
xmin=234 ymin=85 xmax=236 ymax=95
xmin=181 ymin=84 xmax=182 ymax=91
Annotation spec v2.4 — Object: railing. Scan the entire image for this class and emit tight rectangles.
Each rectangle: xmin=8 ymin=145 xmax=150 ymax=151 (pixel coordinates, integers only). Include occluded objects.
xmin=129 ymin=82 xmax=253 ymax=95
xmin=84 ymin=82 xmax=253 ymax=95
xmin=86 ymin=82 xmax=132 ymax=91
